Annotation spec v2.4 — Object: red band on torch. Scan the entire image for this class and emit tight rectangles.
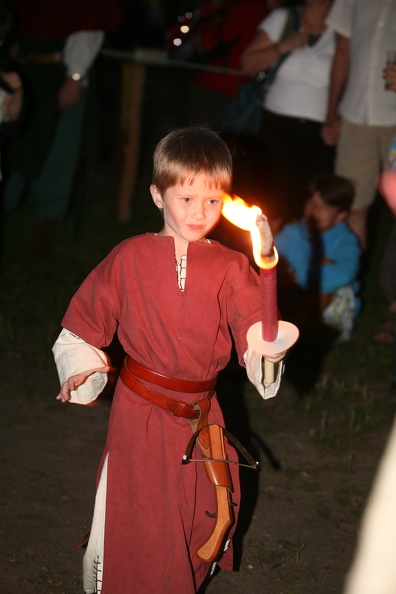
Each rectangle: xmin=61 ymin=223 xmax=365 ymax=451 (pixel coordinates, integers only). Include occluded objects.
xmin=260 ymin=266 xmax=278 ymax=342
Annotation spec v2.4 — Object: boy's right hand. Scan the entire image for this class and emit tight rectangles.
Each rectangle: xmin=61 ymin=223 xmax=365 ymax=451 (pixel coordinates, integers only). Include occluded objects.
xmin=56 ymin=365 xmax=113 ymax=403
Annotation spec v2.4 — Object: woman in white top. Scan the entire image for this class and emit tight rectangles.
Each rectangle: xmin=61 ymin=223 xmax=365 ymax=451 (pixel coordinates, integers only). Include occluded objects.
xmin=241 ymin=0 xmax=335 ymax=231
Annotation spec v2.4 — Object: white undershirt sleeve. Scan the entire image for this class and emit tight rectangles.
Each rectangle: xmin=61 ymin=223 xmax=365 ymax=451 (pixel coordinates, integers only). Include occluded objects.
xmin=52 ymin=328 xmax=109 ymax=405
xmin=244 ymin=348 xmax=284 ymax=399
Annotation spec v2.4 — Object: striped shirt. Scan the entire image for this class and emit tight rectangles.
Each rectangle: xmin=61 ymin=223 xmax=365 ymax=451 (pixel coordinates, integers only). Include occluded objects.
xmin=326 ymin=0 xmax=396 ymax=126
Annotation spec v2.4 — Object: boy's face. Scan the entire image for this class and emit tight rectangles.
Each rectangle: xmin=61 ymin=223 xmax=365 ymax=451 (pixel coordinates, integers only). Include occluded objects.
xmin=304 ymin=191 xmax=346 ymax=233
xmin=150 ymin=173 xmax=224 ymax=247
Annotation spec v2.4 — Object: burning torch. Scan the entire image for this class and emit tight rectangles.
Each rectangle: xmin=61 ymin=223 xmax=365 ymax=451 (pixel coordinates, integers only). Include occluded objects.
xmin=222 ymin=195 xmax=299 ymax=383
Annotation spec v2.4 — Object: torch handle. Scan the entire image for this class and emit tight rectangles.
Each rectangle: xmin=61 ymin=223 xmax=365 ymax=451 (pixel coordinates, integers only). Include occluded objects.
xmin=264 ymin=358 xmax=275 ymax=384
xmin=247 ymin=320 xmax=300 ymax=385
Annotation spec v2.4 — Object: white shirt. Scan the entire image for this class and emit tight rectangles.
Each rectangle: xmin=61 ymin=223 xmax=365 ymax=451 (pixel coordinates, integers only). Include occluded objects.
xmin=259 ymin=8 xmax=336 ymax=122
xmin=63 ymin=31 xmax=104 ymax=83
xmin=326 ymin=0 xmax=396 ymax=126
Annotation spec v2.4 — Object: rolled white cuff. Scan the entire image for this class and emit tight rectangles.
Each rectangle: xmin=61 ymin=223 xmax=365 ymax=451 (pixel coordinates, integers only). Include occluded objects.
xmin=244 ymin=348 xmax=283 ymax=399
xmin=52 ymin=328 xmax=108 ymax=404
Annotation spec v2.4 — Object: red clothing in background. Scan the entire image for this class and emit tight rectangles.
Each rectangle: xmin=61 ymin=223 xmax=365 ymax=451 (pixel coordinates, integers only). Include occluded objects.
xmin=9 ymin=0 xmax=122 ymax=38
xmin=192 ymin=0 xmax=269 ymax=96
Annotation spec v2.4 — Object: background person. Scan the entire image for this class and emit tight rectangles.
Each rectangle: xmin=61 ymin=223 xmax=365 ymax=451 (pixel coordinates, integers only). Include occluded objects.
xmin=344 ymin=416 xmax=396 ymax=594
xmin=372 ymin=60 xmax=396 ymax=344
xmin=275 ymin=173 xmax=361 ymax=342
xmin=241 ymin=0 xmax=335 ymax=233
xmin=321 ymin=0 xmax=396 ymax=249
xmin=2 ymin=0 xmax=122 ymax=257
xmin=0 ymin=0 xmax=23 ymax=179
xmin=169 ymin=0 xmax=276 ymax=127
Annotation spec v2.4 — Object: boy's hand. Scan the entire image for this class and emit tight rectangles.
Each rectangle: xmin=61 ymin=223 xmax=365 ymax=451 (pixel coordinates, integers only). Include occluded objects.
xmin=265 ymin=350 xmax=287 ymax=364
xmin=56 ymin=365 xmax=113 ymax=403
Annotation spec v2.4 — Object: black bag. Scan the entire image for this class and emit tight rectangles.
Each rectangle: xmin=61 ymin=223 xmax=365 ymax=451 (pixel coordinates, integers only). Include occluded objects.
xmin=218 ymin=71 xmax=266 ymax=138
xmin=218 ymin=6 xmax=300 ymax=138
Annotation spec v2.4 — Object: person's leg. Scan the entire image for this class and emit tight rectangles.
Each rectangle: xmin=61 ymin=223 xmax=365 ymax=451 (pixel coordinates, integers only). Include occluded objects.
xmin=259 ymin=111 xmax=305 ymax=226
xmin=31 ymin=87 xmax=89 ymax=221
xmin=322 ymin=285 xmax=357 ymax=343
xmin=336 ymin=120 xmax=379 ymax=249
xmin=2 ymin=171 xmax=27 ymax=213
xmin=291 ymin=118 xmax=335 ymax=226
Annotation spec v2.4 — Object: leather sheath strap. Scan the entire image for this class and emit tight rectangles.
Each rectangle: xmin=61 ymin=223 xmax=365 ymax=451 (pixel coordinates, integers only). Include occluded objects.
xmin=120 ymin=356 xmax=217 ymax=420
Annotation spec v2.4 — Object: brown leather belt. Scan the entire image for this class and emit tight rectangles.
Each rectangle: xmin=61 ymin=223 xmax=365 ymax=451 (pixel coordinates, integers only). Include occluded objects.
xmin=119 ymin=356 xmax=217 ymax=420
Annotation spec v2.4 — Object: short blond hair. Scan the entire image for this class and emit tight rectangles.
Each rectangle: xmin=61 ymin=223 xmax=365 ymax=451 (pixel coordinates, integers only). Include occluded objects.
xmin=152 ymin=127 xmax=233 ymax=194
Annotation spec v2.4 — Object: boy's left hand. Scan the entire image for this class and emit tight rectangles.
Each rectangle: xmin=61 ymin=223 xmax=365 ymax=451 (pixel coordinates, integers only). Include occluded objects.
xmin=56 ymin=365 xmax=113 ymax=403
xmin=265 ymin=350 xmax=288 ymax=365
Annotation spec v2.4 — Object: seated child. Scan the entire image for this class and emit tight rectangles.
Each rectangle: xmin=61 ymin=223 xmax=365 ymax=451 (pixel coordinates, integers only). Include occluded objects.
xmin=52 ymin=126 xmax=290 ymax=594
xmin=275 ymin=173 xmax=361 ymax=342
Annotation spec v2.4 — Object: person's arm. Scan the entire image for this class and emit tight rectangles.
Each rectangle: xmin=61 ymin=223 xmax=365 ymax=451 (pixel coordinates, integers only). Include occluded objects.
xmin=58 ymin=30 xmax=104 ymax=110
xmin=52 ymin=328 xmax=112 ymax=404
xmin=321 ymin=33 xmax=350 ymax=146
xmin=317 ymin=232 xmax=360 ymax=294
xmin=274 ymin=222 xmax=306 ymax=287
xmin=1 ymin=71 xmax=23 ymax=121
xmin=240 ymin=28 xmax=307 ymax=73
xmin=344 ymin=418 xmax=396 ymax=594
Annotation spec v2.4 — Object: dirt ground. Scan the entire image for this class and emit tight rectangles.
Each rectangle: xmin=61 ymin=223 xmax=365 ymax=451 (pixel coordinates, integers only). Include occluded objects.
xmin=0 ymin=232 xmax=393 ymax=594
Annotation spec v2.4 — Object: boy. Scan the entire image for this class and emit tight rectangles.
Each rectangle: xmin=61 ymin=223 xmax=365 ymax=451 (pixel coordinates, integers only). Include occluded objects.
xmin=275 ymin=173 xmax=361 ymax=342
xmin=53 ymin=127 xmax=288 ymax=594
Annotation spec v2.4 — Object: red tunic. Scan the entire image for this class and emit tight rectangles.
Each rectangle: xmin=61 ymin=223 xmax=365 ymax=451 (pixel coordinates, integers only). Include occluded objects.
xmin=62 ymin=234 xmax=261 ymax=593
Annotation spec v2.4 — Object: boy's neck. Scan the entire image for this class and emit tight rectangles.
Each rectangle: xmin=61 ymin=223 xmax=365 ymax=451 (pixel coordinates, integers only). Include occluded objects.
xmin=156 ymin=230 xmax=210 ymax=262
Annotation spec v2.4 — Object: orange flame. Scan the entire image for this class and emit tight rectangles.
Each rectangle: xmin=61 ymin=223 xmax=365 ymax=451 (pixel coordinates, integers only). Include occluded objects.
xmin=222 ymin=194 xmax=278 ymax=269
